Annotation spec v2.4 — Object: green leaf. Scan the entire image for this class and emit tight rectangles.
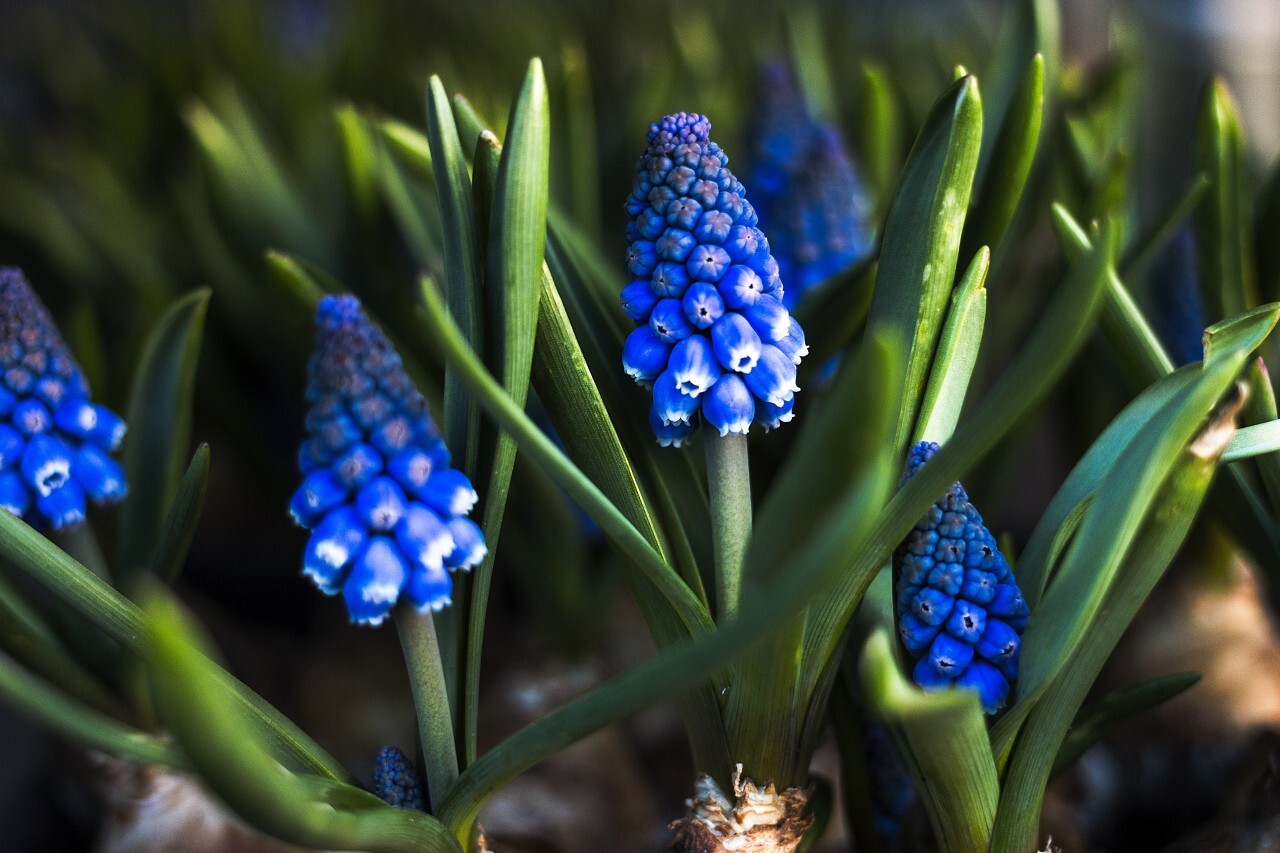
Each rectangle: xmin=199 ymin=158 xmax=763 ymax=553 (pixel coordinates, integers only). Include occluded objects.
xmin=1014 ymin=334 xmax=1265 ymax=731
xmin=334 ymin=103 xmax=380 ymax=221
xmin=425 ymin=75 xmax=485 ymax=479
xmin=861 ymin=631 xmax=997 ymax=853
xmin=0 ymin=509 xmax=348 ymax=780
xmin=854 ymin=62 xmax=902 ymax=212
xmin=263 ymin=249 xmax=337 ymax=311
xmin=784 ymin=6 xmax=838 ymax=122
xmin=1052 ymin=203 xmax=1175 ymax=384
xmin=1241 ymin=359 xmax=1280 ymax=507
xmin=416 ymin=279 xmax=710 ymax=638
xmin=147 ymin=444 xmax=210 ymax=585
xmin=1118 ymin=173 xmax=1210 ymax=281
xmin=118 ymin=289 xmax=210 ymax=577
xmin=916 ymin=247 xmax=989 ymax=444
xmin=1016 ymin=370 xmax=1195 ymax=607
xmin=992 ymin=398 xmax=1235 ymax=850
xmin=799 ymin=222 xmax=1113 ymax=709
xmin=436 ymin=433 xmax=899 ymax=837
xmin=862 ymin=75 xmax=983 ymax=450
xmin=144 ymin=590 xmax=460 ymax=852
xmin=965 ymin=53 xmax=1043 ymax=259
xmin=1051 ymin=672 xmax=1200 ymax=778
xmin=1193 ymin=79 xmax=1255 ymax=324
xmin=462 ymin=58 xmax=550 ymax=770
xmin=982 ymin=0 xmax=1059 ymax=171
xmin=0 ymin=652 xmax=184 ymax=768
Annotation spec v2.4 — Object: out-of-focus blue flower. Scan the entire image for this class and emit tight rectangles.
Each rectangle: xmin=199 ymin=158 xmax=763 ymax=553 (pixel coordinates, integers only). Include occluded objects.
xmin=745 ymin=61 xmax=875 ymax=309
xmin=862 ymin=716 xmax=917 ymax=851
xmin=372 ymin=745 xmax=425 ymax=811
xmin=0 ymin=268 xmax=127 ymax=531
xmin=1152 ymin=226 xmax=1206 ymax=365
xmin=893 ymin=441 xmax=1028 ymax=714
xmin=292 ymin=295 xmax=486 ymax=626
xmin=622 ymin=113 xmax=808 ymax=444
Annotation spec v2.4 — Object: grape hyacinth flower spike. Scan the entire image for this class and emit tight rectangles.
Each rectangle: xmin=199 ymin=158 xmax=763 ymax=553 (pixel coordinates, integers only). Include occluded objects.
xmin=0 ymin=268 xmax=127 ymax=530
xmin=746 ymin=61 xmax=875 ymax=309
xmin=291 ymin=295 xmax=486 ymax=626
xmin=893 ymin=441 xmax=1028 ymax=714
xmin=621 ymin=112 xmax=808 ymax=445
xmin=372 ymin=745 xmax=425 ymax=811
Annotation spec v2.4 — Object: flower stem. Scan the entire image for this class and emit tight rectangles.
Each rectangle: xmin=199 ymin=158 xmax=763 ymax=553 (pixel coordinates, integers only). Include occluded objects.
xmin=705 ymin=433 xmax=751 ymax=622
xmin=395 ymin=608 xmax=457 ymax=812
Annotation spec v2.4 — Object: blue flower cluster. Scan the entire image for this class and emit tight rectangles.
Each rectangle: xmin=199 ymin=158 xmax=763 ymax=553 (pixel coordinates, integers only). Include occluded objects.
xmin=372 ymin=745 xmax=425 ymax=811
xmin=0 ymin=269 xmax=127 ymax=530
xmin=746 ymin=61 xmax=875 ymax=309
xmin=621 ymin=112 xmax=808 ymax=446
xmin=894 ymin=441 xmax=1028 ymax=714
xmin=291 ymin=295 xmax=486 ymax=626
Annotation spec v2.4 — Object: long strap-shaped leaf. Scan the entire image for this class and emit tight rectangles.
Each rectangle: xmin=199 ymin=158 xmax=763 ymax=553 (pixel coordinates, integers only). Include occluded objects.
xmin=862 ymin=631 xmax=998 ymax=853
xmin=145 ymin=591 xmax=460 ymax=853
xmin=991 ymin=387 xmax=1241 ymax=852
xmin=0 ymin=509 xmax=348 ymax=781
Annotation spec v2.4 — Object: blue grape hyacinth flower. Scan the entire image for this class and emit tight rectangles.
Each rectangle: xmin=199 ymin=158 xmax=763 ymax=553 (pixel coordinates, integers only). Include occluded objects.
xmin=622 ymin=112 xmax=808 ymax=445
xmin=291 ymin=295 xmax=486 ymax=626
xmin=746 ymin=61 xmax=875 ymax=310
xmin=372 ymin=745 xmax=425 ymax=811
xmin=893 ymin=441 xmax=1028 ymax=714
xmin=0 ymin=268 xmax=127 ymax=530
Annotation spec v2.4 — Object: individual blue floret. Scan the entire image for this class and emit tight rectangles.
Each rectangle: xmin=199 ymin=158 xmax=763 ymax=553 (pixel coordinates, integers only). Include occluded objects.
xmin=621 ymin=112 xmax=808 ymax=444
xmin=893 ymin=441 xmax=1028 ymax=714
xmin=745 ymin=61 xmax=876 ymax=309
xmin=292 ymin=295 xmax=486 ymax=626
xmin=0 ymin=268 xmax=128 ymax=530
xmin=372 ymin=745 xmax=425 ymax=811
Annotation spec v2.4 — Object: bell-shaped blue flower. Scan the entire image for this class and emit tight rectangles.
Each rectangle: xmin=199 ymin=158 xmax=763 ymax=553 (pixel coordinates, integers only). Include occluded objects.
xmin=745 ymin=61 xmax=876 ymax=309
xmin=292 ymin=295 xmax=487 ymax=625
xmin=620 ymin=113 xmax=808 ymax=443
xmin=893 ymin=441 xmax=1029 ymax=714
xmin=372 ymin=745 xmax=425 ymax=811
xmin=0 ymin=269 xmax=129 ymax=530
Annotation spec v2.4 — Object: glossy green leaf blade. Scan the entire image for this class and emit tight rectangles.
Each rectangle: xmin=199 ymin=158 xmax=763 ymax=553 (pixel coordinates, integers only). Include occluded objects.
xmin=463 ymin=59 xmax=551 ymax=769
xmin=1223 ymin=419 xmax=1280 ymax=462
xmin=1051 ymin=672 xmax=1201 ymax=778
xmin=146 ymin=444 xmax=210 ymax=585
xmin=854 ymin=62 xmax=902 ymax=212
xmin=1119 ymin=173 xmax=1210 ymax=281
xmin=966 ymin=53 xmax=1043 ymax=258
xmin=1016 ymin=341 xmax=1261 ymax=718
xmin=437 ymin=439 xmax=899 ymax=836
xmin=862 ymin=631 xmax=997 ymax=853
xmin=0 ymin=652 xmax=184 ymax=768
xmin=1193 ymin=79 xmax=1254 ymax=324
xmin=0 ymin=577 xmax=123 ymax=717
xmin=863 ymin=75 xmax=982 ymax=449
xmin=0 ymin=509 xmax=348 ymax=780
xmin=416 ymin=279 xmax=710 ymax=636
xmin=425 ymin=75 xmax=484 ymax=477
xmin=119 ymin=289 xmax=210 ymax=576
xmin=1241 ymin=359 xmax=1280 ymax=507
xmin=799 ymin=224 xmax=1113 ymax=702
xmin=334 ymin=103 xmax=380 ymax=221
xmin=144 ymin=591 xmax=460 ymax=852
xmin=992 ymin=404 xmax=1233 ymax=850
xmin=1017 ymin=373 xmax=1194 ymax=607
xmin=916 ymin=247 xmax=989 ymax=444
xmin=982 ymin=0 xmax=1059 ymax=171
xmin=1052 ymin=204 xmax=1175 ymax=382
xmin=264 ymin=250 xmax=332 ymax=309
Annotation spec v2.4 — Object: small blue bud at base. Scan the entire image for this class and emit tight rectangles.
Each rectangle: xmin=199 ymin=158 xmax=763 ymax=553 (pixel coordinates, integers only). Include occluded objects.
xmin=372 ymin=746 xmax=426 ymax=811
xmin=893 ymin=440 xmax=1028 ymax=714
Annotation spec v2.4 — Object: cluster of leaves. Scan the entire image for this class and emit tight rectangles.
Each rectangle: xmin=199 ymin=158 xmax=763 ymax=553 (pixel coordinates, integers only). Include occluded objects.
xmin=2 ymin=1 xmax=1280 ymax=851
